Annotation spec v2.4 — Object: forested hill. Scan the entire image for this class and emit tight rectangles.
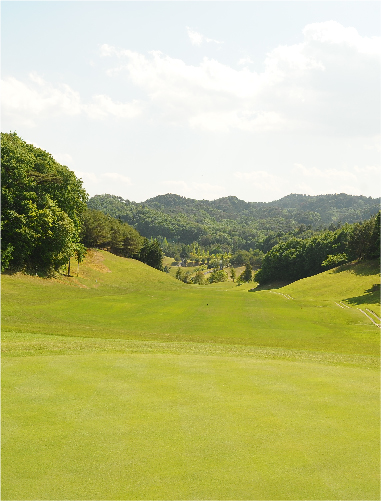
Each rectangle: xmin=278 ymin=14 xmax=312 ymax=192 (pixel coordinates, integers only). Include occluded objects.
xmin=144 ymin=193 xmax=379 ymax=223
xmin=90 ymin=192 xmax=379 ymax=224
xmin=87 ymin=192 xmax=380 ymax=252
xmin=267 ymin=193 xmax=379 ymax=220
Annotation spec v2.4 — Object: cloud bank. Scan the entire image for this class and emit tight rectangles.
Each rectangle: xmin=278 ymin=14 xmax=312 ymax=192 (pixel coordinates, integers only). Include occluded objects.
xmin=186 ymin=27 xmax=223 ymax=46
xmin=2 ymin=21 xmax=379 ymax=138
xmin=1 ymin=72 xmax=142 ymax=126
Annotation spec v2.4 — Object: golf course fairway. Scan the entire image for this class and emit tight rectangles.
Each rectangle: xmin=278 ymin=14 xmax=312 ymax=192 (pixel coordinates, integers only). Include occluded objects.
xmin=2 ymin=251 xmax=380 ymax=500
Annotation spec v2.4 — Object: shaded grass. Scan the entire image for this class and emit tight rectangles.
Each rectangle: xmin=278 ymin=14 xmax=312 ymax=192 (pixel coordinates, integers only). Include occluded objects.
xmin=346 ymin=283 xmax=380 ymax=307
xmin=2 ymin=349 xmax=379 ymax=500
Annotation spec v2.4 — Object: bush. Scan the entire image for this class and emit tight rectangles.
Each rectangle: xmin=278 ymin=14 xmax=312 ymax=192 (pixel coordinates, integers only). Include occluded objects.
xmin=238 ymin=263 xmax=253 ymax=283
xmin=207 ymin=269 xmax=228 ymax=283
xmin=192 ymin=270 xmax=205 ymax=285
xmin=322 ymin=253 xmax=348 ymax=269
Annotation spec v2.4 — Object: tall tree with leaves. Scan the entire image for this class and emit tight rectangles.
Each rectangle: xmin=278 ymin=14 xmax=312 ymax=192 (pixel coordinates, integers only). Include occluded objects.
xmin=138 ymin=239 xmax=163 ymax=271
xmin=239 ymin=263 xmax=253 ymax=283
xmin=1 ymin=132 xmax=88 ymax=273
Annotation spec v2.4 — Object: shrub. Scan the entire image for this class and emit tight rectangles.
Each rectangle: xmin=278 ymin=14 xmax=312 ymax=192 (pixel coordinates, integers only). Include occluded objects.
xmin=192 ymin=270 xmax=205 ymax=285
xmin=207 ymin=269 xmax=228 ymax=283
xmin=238 ymin=263 xmax=253 ymax=282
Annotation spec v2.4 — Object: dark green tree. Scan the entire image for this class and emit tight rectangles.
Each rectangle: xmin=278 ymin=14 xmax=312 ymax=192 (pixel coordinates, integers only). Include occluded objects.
xmin=1 ymin=132 xmax=87 ymax=273
xmin=239 ymin=263 xmax=253 ymax=282
xmin=192 ymin=270 xmax=205 ymax=285
xmin=81 ymin=209 xmax=143 ymax=258
xmin=207 ymin=269 xmax=228 ymax=283
xmin=138 ymin=239 xmax=163 ymax=270
xmin=175 ymin=267 xmax=183 ymax=281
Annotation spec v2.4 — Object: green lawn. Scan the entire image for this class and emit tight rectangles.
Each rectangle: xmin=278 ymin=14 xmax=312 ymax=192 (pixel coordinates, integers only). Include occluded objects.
xmin=2 ymin=251 xmax=380 ymax=499
xmin=2 ymin=255 xmax=379 ymax=356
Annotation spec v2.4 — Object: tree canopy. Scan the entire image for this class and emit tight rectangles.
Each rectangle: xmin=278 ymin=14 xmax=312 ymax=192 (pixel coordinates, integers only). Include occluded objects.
xmin=255 ymin=212 xmax=380 ymax=285
xmin=1 ymin=132 xmax=88 ymax=273
xmin=88 ymin=192 xmax=380 ymax=257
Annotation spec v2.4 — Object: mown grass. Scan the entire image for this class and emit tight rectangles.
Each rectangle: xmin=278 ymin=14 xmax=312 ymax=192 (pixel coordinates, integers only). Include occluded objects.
xmin=2 ymin=251 xmax=380 ymax=500
xmin=2 ymin=253 xmax=379 ymax=355
xmin=2 ymin=346 xmax=379 ymax=500
xmin=280 ymin=260 xmax=380 ymax=311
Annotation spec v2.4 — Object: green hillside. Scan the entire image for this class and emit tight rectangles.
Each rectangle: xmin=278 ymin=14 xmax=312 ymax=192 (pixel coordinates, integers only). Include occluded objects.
xmin=281 ymin=260 xmax=380 ymax=309
xmin=2 ymin=252 xmax=380 ymax=500
xmin=87 ymin=193 xmax=380 ymax=252
xmin=2 ymin=250 xmax=380 ymax=357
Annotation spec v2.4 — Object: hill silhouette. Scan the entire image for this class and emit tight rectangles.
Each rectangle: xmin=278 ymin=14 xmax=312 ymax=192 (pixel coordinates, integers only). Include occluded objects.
xmin=88 ymin=192 xmax=380 ymax=250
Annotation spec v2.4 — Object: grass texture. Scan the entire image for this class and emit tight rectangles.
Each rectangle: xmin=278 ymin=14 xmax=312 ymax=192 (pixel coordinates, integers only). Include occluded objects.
xmin=2 ymin=251 xmax=380 ymax=500
xmin=2 ymin=252 xmax=380 ymax=356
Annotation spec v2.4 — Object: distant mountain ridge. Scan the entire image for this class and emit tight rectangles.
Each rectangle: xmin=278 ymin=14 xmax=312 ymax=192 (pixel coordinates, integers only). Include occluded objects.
xmin=144 ymin=192 xmax=378 ymax=211
xmin=87 ymin=192 xmax=380 ymax=250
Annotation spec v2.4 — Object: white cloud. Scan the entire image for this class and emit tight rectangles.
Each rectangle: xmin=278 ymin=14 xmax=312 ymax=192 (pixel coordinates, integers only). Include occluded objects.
xmin=74 ymin=171 xmax=100 ymax=184
xmin=53 ymin=153 xmax=73 ymax=166
xmin=102 ymin=172 xmax=132 ymax=184
xmin=293 ymin=163 xmax=358 ymax=183
xmin=74 ymin=171 xmax=132 ymax=185
xmin=353 ymin=165 xmax=381 ymax=174
xmin=234 ymin=171 xmax=286 ymax=197
xmin=302 ymin=20 xmax=380 ymax=55
xmin=1 ymin=73 xmax=143 ymax=124
xmin=189 ymin=110 xmax=285 ymax=133
xmin=84 ymin=95 xmax=142 ymax=119
xmin=3 ymin=20 xmax=379 ymax=138
xmin=1 ymin=73 xmax=81 ymax=125
xmin=101 ymin=21 xmax=380 ymax=136
xmin=187 ymin=27 xmax=203 ymax=47
xmin=162 ymin=180 xmax=225 ymax=200
xmin=237 ymin=57 xmax=254 ymax=66
xmin=234 ymin=163 xmax=381 ymax=200
xmin=186 ymin=27 xmax=223 ymax=47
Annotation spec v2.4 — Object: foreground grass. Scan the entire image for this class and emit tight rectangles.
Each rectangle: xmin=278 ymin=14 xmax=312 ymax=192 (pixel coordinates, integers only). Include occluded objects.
xmin=2 ymin=335 xmax=379 ymax=500
xmin=2 ymin=252 xmax=380 ymax=499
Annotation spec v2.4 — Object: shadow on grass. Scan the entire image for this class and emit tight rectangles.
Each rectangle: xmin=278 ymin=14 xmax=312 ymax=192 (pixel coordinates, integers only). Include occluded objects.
xmin=1 ymin=268 xmax=63 ymax=279
xmin=332 ymin=259 xmax=380 ymax=277
xmin=345 ymin=284 xmax=380 ymax=306
xmin=249 ymin=281 xmax=291 ymax=292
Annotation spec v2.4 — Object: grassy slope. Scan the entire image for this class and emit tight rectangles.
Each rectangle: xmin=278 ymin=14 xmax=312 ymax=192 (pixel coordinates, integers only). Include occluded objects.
xmin=280 ymin=260 xmax=380 ymax=311
xmin=2 ymin=251 xmax=380 ymax=500
xmin=2 ymin=251 xmax=379 ymax=356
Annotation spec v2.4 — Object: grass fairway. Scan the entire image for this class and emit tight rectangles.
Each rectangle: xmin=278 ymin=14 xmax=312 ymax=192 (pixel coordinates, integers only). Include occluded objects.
xmin=2 ymin=251 xmax=380 ymax=500
xmin=2 ymin=338 xmax=379 ymax=500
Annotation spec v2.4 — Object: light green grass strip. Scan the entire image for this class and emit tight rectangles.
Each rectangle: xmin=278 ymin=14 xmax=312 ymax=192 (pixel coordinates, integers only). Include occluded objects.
xmin=2 ymin=351 xmax=379 ymax=500
xmin=2 ymin=331 xmax=378 ymax=368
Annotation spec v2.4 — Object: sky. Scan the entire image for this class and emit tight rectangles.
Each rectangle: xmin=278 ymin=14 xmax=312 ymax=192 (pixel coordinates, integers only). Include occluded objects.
xmin=2 ymin=1 xmax=380 ymax=203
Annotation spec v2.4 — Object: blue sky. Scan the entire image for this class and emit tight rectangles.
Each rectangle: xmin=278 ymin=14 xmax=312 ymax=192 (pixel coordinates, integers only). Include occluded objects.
xmin=2 ymin=1 xmax=380 ymax=202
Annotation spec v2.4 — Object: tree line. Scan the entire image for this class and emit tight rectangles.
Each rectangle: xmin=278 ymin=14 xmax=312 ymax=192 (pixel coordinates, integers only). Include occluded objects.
xmin=2 ymin=133 xmax=379 ymax=282
xmin=82 ymin=208 xmax=163 ymax=270
xmin=1 ymin=133 xmax=163 ymax=274
xmin=88 ymin=193 xmax=380 ymax=256
xmin=256 ymin=212 xmax=380 ymax=284
xmin=1 ymin=132 xmax=88 ymax=273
